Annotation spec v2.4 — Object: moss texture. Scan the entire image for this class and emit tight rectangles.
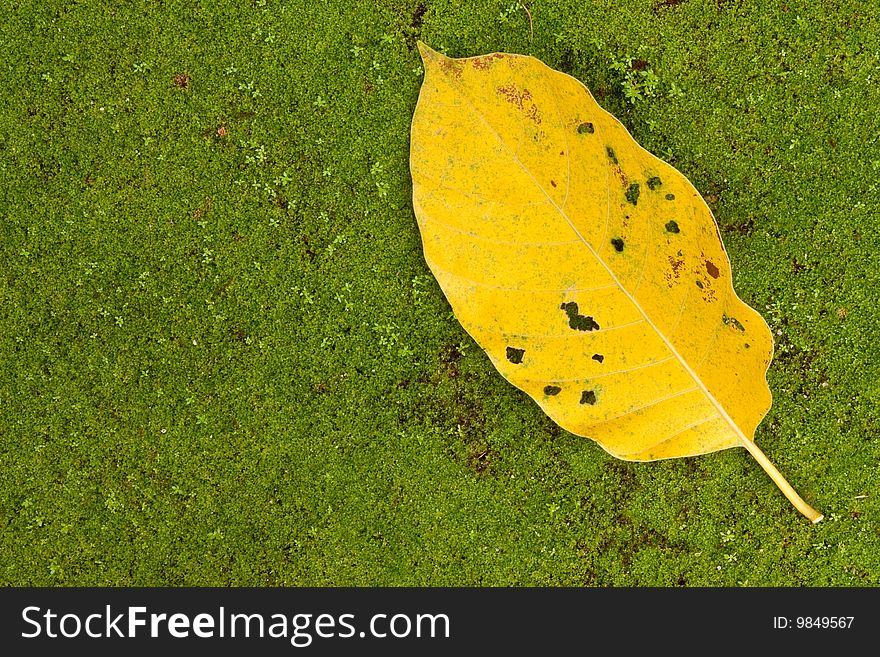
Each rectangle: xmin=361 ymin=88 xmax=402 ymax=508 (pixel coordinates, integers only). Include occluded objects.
xmin=1 ymin=0 xmax=877 ymax=585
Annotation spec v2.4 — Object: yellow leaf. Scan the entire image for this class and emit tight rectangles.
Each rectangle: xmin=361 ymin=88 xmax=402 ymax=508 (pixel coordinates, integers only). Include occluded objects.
xmin=410 ymin=42 xmax=822 ymax=523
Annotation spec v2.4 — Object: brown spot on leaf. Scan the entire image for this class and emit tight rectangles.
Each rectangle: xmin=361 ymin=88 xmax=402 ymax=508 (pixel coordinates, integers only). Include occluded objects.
xmin=440 ymin=58 xmax=464 ymax=79
xmin=497 ymin=84 xmax=523 ymax=109
xmin=665 ymin=255 xmax=684 ymax=287
xmin=472 ymin=57 xmax=490 ymax=70
xmin=550 ymin=180 xmax=557 ymax=188
xmin=526 ymin=103 xmax=542 ymax=124
xmin=705 ymin=260 xmax=720 ymax=278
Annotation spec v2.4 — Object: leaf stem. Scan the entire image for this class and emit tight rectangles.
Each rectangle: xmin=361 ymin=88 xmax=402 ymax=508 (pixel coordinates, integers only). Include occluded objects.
xmin=740 ymin=439 xmax=823 ymax=523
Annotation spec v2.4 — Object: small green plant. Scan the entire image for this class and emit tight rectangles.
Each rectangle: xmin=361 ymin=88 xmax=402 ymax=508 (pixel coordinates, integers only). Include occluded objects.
xmin=610 ymin=55 xmax=660 ymax=104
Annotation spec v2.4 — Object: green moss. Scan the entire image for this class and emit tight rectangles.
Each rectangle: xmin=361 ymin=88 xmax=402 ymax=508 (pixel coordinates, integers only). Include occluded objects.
xmin=0 ymin=0 xmax=877 ymax=587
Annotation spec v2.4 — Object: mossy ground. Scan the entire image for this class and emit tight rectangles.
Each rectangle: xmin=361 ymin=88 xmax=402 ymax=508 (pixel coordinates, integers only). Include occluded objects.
xmin=1 ymin=0 xmax=878 ymax=586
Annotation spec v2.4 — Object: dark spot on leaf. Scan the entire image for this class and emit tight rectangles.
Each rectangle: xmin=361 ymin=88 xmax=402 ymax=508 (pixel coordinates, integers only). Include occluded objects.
xmin=544 ymin=385 xmax=562 ymax=396
xmin=506 ymin=346 xmax=525 ymax=364
xmin=560 ymin=301 xmax=601 ymax=331
xmin=705 ymin=260 xmax=720 ymax=278
xmin=745 ymin=343 xmax=750 ymax=349
xmin=551 ymin=180 xmax=557 ymax=187
xmin=665 ymin=193 xmax=675 ymax=201
xmin=577 ymin=122 xmax=594 ymax=134
xmin=722 ymin=314 xmax=745 ymax=332
xmin=575 ymin=316 xmax=599 ymax=331
xmin=647 ymin=176 xmax=662 ymax=190
xmin=625 ymin=183 xmax=640 ymax=205
xmin=695 ymin=280 xmax=704 ymax=289
xmin=580 ymin=390 xmax=597 ymax=405
xmin=592 ymin=354 xmax=605 ymax=363
xmin=665 ymin=220 xmax=680 ymax=234
xmin=611 ymin=237 xmax=625 ymax=252
xmin=606 ymin=146 xmax=618 ymax=164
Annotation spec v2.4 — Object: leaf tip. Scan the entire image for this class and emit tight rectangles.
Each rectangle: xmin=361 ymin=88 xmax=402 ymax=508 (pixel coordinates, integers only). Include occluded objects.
xmin=416 ymin=40 xmax=441 ymax=65
xmin=416 ymin=39 xmax=436 ymax=61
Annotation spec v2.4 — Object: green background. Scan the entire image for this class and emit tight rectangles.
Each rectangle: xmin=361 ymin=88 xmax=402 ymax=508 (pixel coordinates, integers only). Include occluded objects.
xmin=2 ymin=0 xmax=877 ymax=585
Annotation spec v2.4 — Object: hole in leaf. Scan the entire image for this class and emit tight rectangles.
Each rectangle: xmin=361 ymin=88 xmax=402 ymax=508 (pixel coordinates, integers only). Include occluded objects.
xmin=665 ymin=220 xmax=680 ymax=234
xmin=647 ymin=176 xmax=662 ymax=190
xmin=611 ymin=237 xmax=625 ymax=252
xmin=606 ymin=146 xmax=618 ymax=164
xmin=506 ymin=346 xmax=525 ymax=364
xmin=544 ymin=385 xmax=562 ymax=396
xmin=592 ymin=354 xmax=605 ymax=363
xmin=580 ymin=390 xmax=597 ymax=405
xmin=577 ymin=122 xmax=594 ymax=134
xmin=560 ymin=302 xmax=601 ymax=331
xmin=695 ymin=280 xmax=704 ymax=289
xmin=625 ymin=183 xmax=641 ymax=205
xmin=665 ymin=193 xmax=675 ymax=201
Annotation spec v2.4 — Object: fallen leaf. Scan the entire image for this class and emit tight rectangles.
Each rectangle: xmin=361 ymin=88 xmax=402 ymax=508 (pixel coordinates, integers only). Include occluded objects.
xmin=409 ymin=42 xmax=822 ymax=523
